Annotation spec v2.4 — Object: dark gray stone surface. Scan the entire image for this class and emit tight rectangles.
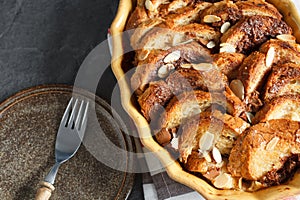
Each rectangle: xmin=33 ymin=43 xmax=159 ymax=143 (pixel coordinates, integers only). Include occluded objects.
xmin=0 ymin=0 xmax=116 ymax=102
xmin=0 ymin=0 xmax=143 ymax=199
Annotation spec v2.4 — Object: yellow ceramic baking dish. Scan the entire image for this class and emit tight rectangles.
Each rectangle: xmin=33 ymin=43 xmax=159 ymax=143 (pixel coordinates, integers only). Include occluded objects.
xmin=110 ymin=1 xmax=300 ymax=199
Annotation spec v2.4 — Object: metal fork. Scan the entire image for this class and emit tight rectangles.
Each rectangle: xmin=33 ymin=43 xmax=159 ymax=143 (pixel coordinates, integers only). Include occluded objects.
xmin=35 ymin=97 xmax=89 ymax=200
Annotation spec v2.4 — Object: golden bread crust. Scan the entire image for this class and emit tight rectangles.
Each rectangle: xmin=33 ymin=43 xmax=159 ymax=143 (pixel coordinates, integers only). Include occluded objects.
xmin=221 ymin=16 xmax=292 ymax=54
xmin=263 ymin=63 xmax=300 ymax=101
xmin=236 ymin=0 xmax=282 ymax=19
xmin=131 ymin=41 xmax=211 ymax=93
xmin=213 ymin=52 xmax=245 ymax=80
xmin=253 ymin=95 xmax=300 ymax=124
xmin=228 ymin=119 xmax=300 ymax=182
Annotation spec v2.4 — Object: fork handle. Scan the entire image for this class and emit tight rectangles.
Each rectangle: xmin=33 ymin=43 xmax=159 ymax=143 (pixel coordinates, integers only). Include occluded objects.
xmin=35 ymin=181 xmax=55 ymax=200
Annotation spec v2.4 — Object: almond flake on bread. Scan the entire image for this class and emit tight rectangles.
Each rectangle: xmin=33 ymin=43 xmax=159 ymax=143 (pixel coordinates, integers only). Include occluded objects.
xmin=137 ymin=22 xmax=220 ymax=50
xmin=263 ymin=63 xmax=300 ymax=101
xmin=259 ymin=39 xmax=300 ymax=66
xmin=179 ymin=110 xmax=249 ymax=179
xmin=164 ymin=2 xmax=211 ymax=27
xmin=137 ymin=67 xmax=228 ymax=121
xmin=131 ymin=41 xmax=211 ymax=93
xmin=228 ymin=119 xmax=300 ymax=185
xmin=200 ymin=1 xmax=241 ymax=27
xmin=236 ymin=0 xmax=282 ymax=20
xmin=237 ymin=51 xmax=268 ymax=111
xmin=220 ymin=16 xmax=292 ymax=54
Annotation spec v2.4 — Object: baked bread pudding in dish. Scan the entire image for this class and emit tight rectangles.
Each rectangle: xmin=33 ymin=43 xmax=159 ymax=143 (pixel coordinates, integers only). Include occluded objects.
xmin=111 ymin=0 xmax=300 ymax=198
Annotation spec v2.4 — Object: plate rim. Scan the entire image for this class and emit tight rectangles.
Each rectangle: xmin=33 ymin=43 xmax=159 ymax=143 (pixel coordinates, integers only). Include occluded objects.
xmin=0 ymin=84 xmax=135 ymax=200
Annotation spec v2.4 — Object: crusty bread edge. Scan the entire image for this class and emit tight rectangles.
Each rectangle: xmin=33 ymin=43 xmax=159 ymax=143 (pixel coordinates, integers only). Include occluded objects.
xmin=110 ymin=0 xmax=300 ymax=199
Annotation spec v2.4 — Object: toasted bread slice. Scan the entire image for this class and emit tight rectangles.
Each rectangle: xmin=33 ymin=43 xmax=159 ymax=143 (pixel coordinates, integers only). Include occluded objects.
xmin=184 ymin=151 xmax=241 ymax=189
xmin=236 ymin=0 xmax=282 ymax=20
xmin=238 ymin=51 xmax=267 ymax=95
xmin=154 ymin=86 xmax=246 ymax=145
xmin=138 ymin=80 xmax=172 ymax=121
xmin=178 ymin=110 xmax=249 ymax=186
xmin=253 ymin=95 xmax=300 ymax=124
xmin=179 ymin=110 xmax=250 ymax=161
xmin=237 ymin=51 xmax=267 ymax=111
xmin=145 ymin=0 xmax=208 ymax=19
xmin=166 ymin=66 xmax=228 ymax=93
xmin=158 ymin=89 xmax=245 ymax=130
xmin=126 ymin=6 xmax=149 ymax=30
xmin=184 ymin=151 xmax=211 ymax=174
xmin=223 ymin=85 xmax=246 ymax=117
xmin=131 ymin=48 xmax=167 ymax=93
xmin=213 ymin=52 xmax=245 ymax=80
xmin=259 ymin=39 xmax=300 ymax=66
xmin=263 ymin=63 xmax=300 ymax=101
xmin=158 ymin=90 xmax=213 ymax=130
xmin=164 ymin=2 xmax=212 ymax=27
xmin=130 ymin=18 xmax=164 ymax=50
xmin=136 ymin=23 xmax=220 ymax=50
xmin=138 ymin=67 xmax=228 ymax=121
xmin=173 ymin=23 xmax=221 ymax=45
xmin=142 ymin=0 xmax=170 ymax=17
xmin=200 ymin=0 xmax=241 ymax=27
xmin=220 ymin=16 xmax=292 ymax=54
xmin=160 ymin=0 xmax=191 ymax=14
xmin=131 ymin=41 xmax=211 ymax=93
xmin=228 ymin=119 xmax=300 ymax=184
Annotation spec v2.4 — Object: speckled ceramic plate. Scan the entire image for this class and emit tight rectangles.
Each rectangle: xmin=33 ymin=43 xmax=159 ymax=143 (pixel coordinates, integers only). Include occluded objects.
xmin=0 ymin=85 xmax=135 ymax=200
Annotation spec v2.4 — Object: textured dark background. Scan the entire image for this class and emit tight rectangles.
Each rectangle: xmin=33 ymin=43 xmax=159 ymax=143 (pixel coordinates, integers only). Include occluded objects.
xmin=0 ymin=0 xmax=143 ymax=199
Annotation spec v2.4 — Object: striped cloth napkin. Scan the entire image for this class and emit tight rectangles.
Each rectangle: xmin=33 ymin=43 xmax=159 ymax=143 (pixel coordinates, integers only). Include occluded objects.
xmin=139 ymin=143 xmax=205 ymax=200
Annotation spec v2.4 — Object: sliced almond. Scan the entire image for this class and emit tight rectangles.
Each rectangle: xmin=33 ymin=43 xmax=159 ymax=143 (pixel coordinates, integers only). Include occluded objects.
xmin=175 ymin=39 xmax=194 ymax=46
xmin=213 ymin=173 xmax=234 ymax=189
xmin=216 ymin=161 xmax=224 ymax=168
xmin=248 ymin=181 xmax=263 ymax=191
xmin=192 ymin=63 xmax=214 ymax=71
xmin=170 ymin=137 xmax=179 ymax=150
xmin=203 ymin=15 xmax=222 ymax=23
xmin=266 ymin=46 xmax=275 ymax=67
xmin=220 ymin=22 xmax=231 ymax=34
xmin=276 ymin=34 xmax=296 ymax=43
xmin=158 ymin=64 xmax=175 ymax=78
xmin=145 ymin=0 xmax=155 ymax=11
xmin=238 ymin=177 xmax=243 ymax=190
xmin=212 ymin=147 xmax=222 ymax=163
xmin=266 ymin=137 xmax=279 ymax=151
xmin=220 ymin=43 xmax=230 ymax=47
xmin=220 ymin=43 xmax=236 ymax=53
xmin=202 ymin=151 xmax=212 ymax=162
xmin=296 ymin=133 xmax=300 ymax=143
xmin=180 ymin=63 xmax=192 ymax=69
xmin=172 ymin=33 xmax=185 ymax=46
xmin=207 ymin=41 xmax=216 ymax=49
xmin=245 ymin=112 xmax=254 ymax=124
xmin=138 ymin=50 xmax=150 ymax=61
xmin=229 ymin=79 xmax=245 ymax=100
xmin=199 ymin=132 xmax=214 ymax=151
xmin=163 ymin=50 xmax=181 ymax=63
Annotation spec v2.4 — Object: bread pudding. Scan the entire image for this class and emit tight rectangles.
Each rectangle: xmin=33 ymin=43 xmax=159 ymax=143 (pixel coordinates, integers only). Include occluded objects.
xmin=125 ymin=0 xmax=300 ymax=192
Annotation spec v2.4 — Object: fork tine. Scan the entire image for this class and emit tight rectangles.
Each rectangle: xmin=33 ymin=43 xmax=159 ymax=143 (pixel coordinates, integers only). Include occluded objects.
xmin=74 ymin=100 xmax=85 ymax=130
xmin=67 ymin=98 xmax=79 ymax=128
xmin=60 ymin=97 xmax=74 ymax=127
xmin=80 ymin=101 xmax=89 ymax=132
